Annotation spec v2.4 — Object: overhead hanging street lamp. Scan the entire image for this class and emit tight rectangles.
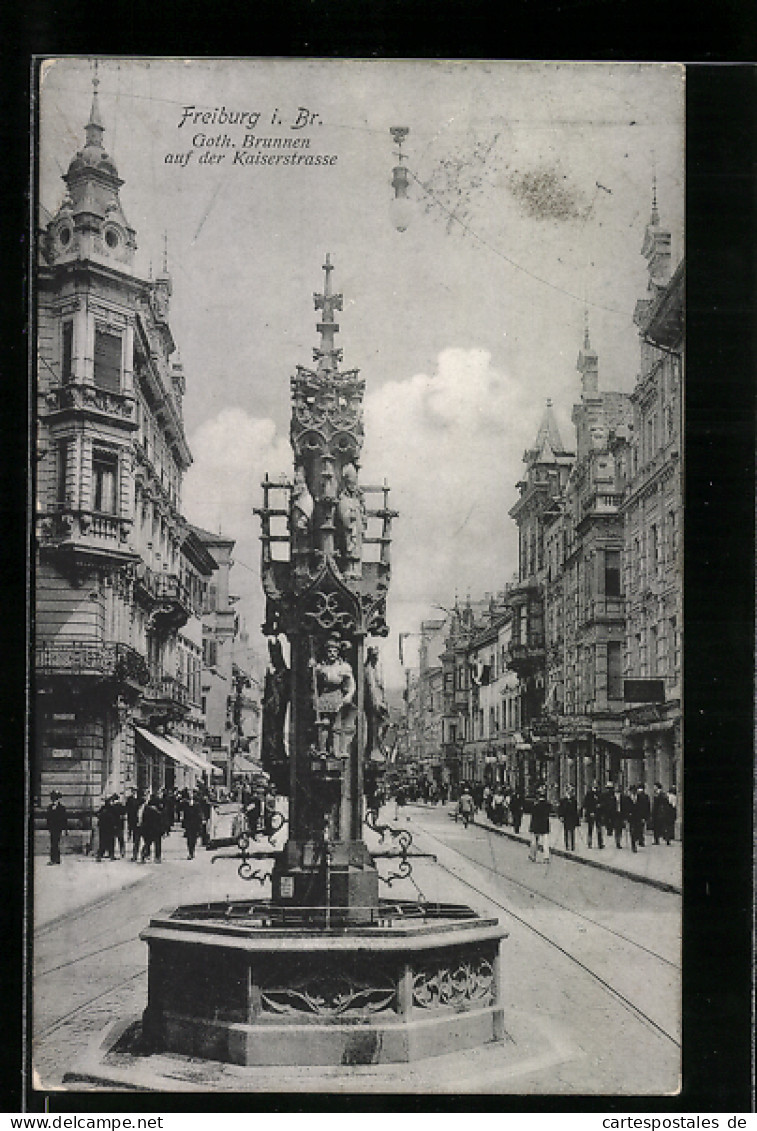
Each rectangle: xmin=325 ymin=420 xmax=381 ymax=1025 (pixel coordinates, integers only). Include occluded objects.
xmin=389 ymin=126 xmax=412 ymax=233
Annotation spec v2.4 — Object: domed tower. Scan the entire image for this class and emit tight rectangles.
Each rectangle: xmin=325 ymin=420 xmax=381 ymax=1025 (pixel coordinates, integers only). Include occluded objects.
xmin=44 ymin=70 xmax=137 ymax=271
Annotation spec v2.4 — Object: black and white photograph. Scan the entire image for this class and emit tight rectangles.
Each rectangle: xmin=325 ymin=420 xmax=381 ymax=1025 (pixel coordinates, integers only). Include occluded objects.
xmin=31 ymin=57 xmax=684 ymax=1096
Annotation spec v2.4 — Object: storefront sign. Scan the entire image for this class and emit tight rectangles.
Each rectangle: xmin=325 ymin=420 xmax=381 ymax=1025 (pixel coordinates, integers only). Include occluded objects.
xmin=624 ymin=679 xmax=665 ymax=703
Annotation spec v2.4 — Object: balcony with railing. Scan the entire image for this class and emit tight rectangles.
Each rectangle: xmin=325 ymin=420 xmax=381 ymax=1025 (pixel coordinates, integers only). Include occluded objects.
xmin=36 ymin=506 xmax=135 ymax=565
xmin=506 ymin=636 xmax=546 ymax=677
xmin=35 ymin=640 xmax=149 ymax=685
xmin=44 ymin=382 xmax=137 ymax=428
xmin=143 ymin=674 xmax=191 ymax=710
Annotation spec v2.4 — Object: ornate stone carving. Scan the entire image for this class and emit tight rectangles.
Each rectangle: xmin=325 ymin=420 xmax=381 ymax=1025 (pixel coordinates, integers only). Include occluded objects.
xmin=261 ymin=965 xmax=396 ymax=1017
xmin=412 ymin=957 xmax=496 ymax=1010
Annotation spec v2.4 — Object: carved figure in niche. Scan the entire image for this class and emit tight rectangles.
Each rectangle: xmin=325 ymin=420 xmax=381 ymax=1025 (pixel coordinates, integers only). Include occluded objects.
xmin=336 ymin=462 xmax=365 ymax=578
xmin=310 ymin=633 xmax=356 ymax=757
xmin=364 ymin=645 xmax=390 ymax=762
xmin=261 ymin=638 xmax=290 ymax=773
xmin=291 ymin=463 xmax=314 ymax=533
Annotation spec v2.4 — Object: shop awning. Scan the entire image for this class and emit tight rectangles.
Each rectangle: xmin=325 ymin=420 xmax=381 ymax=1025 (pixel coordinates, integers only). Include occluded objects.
xmin=135 ymin=726 xmax=197 ymax=771
xmin=164 ymin=736 xmax=213 ymax=774
xmin=232 ymin=754 xmax=267 ymax=775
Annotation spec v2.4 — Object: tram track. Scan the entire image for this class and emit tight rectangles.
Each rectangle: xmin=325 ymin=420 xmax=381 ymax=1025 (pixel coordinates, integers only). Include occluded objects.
xmin=413 ymin=820 xmax=681 ymax=1048
xmin=417 ymin=821 xmax=680 ymax=968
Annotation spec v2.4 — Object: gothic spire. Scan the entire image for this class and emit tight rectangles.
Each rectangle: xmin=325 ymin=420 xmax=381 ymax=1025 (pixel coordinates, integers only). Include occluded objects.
xmin=313 ymin=253 xmax=344 ymax=373
xmin=85 ymin=63 xmax=105 ymax=149
xmin=532 ymin=399 xmax=566 ymax=457
xmin=577 ymin=310 xmax=599 ymax=396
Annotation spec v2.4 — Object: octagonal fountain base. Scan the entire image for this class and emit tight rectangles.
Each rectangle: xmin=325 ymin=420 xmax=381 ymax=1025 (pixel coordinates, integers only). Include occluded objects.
xmin=139 ymin=899 xmax=507 ymax=1067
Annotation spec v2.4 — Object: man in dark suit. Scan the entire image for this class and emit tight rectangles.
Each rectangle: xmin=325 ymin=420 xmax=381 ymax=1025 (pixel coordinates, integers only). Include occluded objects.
xmin=528 ymin=785 xmax=552 ymax=862
xmin=603 ymin=782 xmax=629 ymax=848
xmin=652 ymin=782 xmax=670 ymax=844
xmin=631 ymin=783 xmax=651 ymax=851
xmin=558 ymin=786 xmax=580 ymax=851
xmin=45 ymin=791 xmax=68 ymax=865
xmin=582 ymin=781 xmax=604 ymax=848
xmin=140 ymin=795 xmax=164 ymax=862
xmin=182 ymin=791 xmax=204 ymax=860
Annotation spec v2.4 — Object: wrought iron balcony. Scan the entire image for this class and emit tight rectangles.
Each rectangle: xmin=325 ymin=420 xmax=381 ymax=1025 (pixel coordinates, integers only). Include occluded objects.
xmin=143 ymin=572 xmax=192 ymax=631
xmin=506 ymin=639 xmax=546 ymax=677
xmin=144 ymin=674 xmax=190 ymax=708
xmin=35 ymin=640 xmax=149 ymax=685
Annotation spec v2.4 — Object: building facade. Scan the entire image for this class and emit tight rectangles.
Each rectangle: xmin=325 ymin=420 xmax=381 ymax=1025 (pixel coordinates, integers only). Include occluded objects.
xmin=553 ymin=326 xmax=633 ymax=799
xmin=622 ymin=198 xmax=683 ymax=814
xmin=192 ymin=527 xmax=240 ymax=784
xmin=507 ymin=404 xmax=574 ymax=801
xmin=35 ymin=83 xmax=208 ymax=839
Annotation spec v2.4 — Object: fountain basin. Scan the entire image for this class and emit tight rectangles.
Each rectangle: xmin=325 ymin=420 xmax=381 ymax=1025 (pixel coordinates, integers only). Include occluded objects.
xmin=140 ymin=899 xmax=507 ymax=1066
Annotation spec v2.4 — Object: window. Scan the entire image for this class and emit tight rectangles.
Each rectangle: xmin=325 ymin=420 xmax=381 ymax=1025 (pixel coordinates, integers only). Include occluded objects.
xmin=94 ymin=326 xmax=122 ymax=392
xmin=605 ymin=549 xmax=621 ymax=597
xmin=56 ymin=441 xmax=68 ymax=504
xmin=61 ymin=321 xmax=73 ymax=384
xmin=92 ymin=450 xmax=118 ymax=514
xmin=607 ymin=641 xmax=622 ymax=699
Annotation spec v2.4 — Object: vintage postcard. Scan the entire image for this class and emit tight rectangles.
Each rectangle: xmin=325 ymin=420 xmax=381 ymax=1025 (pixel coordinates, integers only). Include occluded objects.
xmin=32 ymin=57 xmax=683 ymax=1096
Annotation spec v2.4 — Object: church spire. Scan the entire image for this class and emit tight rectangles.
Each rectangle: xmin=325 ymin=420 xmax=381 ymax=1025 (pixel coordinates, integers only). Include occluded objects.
xmin=641 ymin=177 xmax=671 ymax=287
xmin=85 ymin=62 xmax=105 ymax=148
xmin=530 ymin=399 xmax=566 ymax=461
xmin=312 ymin=252 xmax=344 ymax=373
xmin=577 ymin=309 xmax=599 ymax=396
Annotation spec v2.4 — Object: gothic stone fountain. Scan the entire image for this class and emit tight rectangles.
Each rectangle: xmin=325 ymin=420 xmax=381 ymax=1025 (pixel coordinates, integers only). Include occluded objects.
xmin=139 ymin=257 xmax=506 ymax=1068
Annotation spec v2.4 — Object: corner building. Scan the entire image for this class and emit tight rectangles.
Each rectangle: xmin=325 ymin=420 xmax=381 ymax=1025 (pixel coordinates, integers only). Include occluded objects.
xmin=621 ymin=197 xmax=683 ymax=816
xmin=554 ymin=324 xmax=633 ymax=797
xmin=35 ymin=83 xmax=208 ymax=841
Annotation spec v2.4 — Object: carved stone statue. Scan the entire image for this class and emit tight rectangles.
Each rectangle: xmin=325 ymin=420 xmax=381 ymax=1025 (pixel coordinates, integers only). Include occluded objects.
xmin=261 ymin=637 xmax=290 ymax=775
xmin=364 ymin=645 xmax=390 ymax=762
xmin=311 ymin=634 xmax=356 ymax=757
xmin=336 ymin=462 xmax=365 ymax=578
xmin=291 ymin=463 xmax=314 ymax=533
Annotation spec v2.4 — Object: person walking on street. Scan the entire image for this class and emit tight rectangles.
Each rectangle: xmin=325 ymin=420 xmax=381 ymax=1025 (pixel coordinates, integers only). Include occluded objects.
xmin=458 ymin=785 xmax=474 ymax=829
xmin=491 ymin=786 xmax=505 ymax=827
xmin=132 ymin=793 xmax=147 ymax=861
xmin=528 ymin=785 xmax=551 ymax=862
xmin=125 ymin=788 xmax=140 ymax=851
xmin=558 ymin=786 xmax=579 ymax=851
xmin=582 ymin=781 xmax=604 ymax=849
xmin=140 ymin=795 xmax=164 ymax=862
xmin=652 ymin=782 xmax=670 ymax=845
xmin=111 ymin=793 xmax=126 ymax=858
xmin=96 ymin=796 xmax=116 ymax=861
xmin=631 ymin=782 xmax=651 ymax=850
xmin=182 ymin=791 xmax=204 ymax=859
xmin=665 ymin=785 xmax=677 ymax=844
xmin=394 ymin=783 xmax=407 ymax=822
xmin=510 ymin=788 xmax=524 ymax=834
xmin=45 ymin=791 xmax=68 ymax=865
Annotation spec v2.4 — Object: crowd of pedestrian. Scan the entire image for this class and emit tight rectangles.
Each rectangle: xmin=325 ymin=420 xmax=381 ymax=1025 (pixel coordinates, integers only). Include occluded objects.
xmin=43 ymin=780 xmax=280 ymax=866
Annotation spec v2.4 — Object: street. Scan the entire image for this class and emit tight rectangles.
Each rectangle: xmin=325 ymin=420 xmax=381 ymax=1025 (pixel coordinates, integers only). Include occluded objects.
xmin=33 ymin=802 xmax=680 ymax=1095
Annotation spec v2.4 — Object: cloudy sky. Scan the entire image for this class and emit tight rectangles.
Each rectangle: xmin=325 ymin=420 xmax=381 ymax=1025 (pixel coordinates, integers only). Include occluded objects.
xmin=39 ymin=59 xmax=684 ymax=688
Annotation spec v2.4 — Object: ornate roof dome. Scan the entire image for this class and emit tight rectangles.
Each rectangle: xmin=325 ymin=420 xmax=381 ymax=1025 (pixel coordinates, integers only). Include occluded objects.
xmin=66 ymin=74 xmax=119 ymax=179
